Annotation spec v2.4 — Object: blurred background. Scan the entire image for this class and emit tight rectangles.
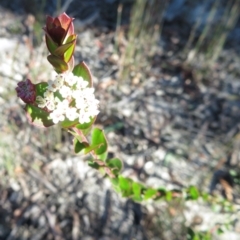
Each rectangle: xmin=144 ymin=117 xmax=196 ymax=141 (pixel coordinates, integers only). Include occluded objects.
xmin=0 ymin=0 xmax=240 ymax=239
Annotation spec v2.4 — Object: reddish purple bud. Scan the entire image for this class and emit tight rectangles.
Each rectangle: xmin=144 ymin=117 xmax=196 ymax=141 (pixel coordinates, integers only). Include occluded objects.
xmin=44 ymin=12 xmax=74 ymax=46
xmin=16 ymin=79 xmax=36 ymax=104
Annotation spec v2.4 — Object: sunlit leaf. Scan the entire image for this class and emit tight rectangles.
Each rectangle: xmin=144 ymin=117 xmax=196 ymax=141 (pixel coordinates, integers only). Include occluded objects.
xmin=188 ymin=186 xmax=199 ymax=200
xmin=60 ymin=119 xmax=79 ymax=128
xmin=143 ymin=188 xmax=157 ymax=200
xmin=54 ymin=38 xmax=76 ymax=63
xmin=73 ymin=62 xmax=93 ymax=87
xmin=91 ymin=128 xmax=108 ymax=155
xmin=106 ymin=158 xmax=123 ymax=175
xmin=98 ymin=151 xmax=108 ymax=161
xmin=165 ymin=191 xmax=172 ymax=201
xmin=119 ymin=176 xmax=132 ymax=197
xmin=35 ymin=82 xmax=48 ymax=97
xmin=25 ymin=104 xmax=54 ymax=128
xmin=132 ymin=182 xmax=143 ymax=200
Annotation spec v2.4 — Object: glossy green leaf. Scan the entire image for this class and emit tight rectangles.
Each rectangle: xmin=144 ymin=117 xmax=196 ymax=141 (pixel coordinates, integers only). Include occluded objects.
xmin=47 ymin=55 xmax=68 ymax=73
xmin=143 ymin=188 xmax=157 ymax=200
xmin=73 ymin=62 xmax=93 ymax=87
xmin=98 ymin=151 xmax=108 ymax=161
xmin=106 ymin=158 xmax=123 ymax=175
xmin=91 ymin=128 xmax=108 ymax=155
xmin=45 ymin=34 xmax=58 ymax=54
xmin=84 ymin=144 xmax=101 ymax=155
xmin=64 ymin=36 xmax=76 ymax=62
xmin=67 ymin=56 xmax=74 ymax=72
xmin=73 ymin=137 xmax=88 ymax=154
xmin=25 ymin=104 xmax=54 ymax=128
xmin=54 ymin=38 xmax=76 ymax=63
xmin=119 ymin=176 xmax=131 ymax=191
xmin=88 ymin=160 xmax=100 ymax=169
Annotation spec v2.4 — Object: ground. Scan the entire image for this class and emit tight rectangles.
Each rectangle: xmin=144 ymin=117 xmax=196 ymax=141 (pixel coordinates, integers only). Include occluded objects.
xmin=0 ymin=1 xmax=240 ymax=240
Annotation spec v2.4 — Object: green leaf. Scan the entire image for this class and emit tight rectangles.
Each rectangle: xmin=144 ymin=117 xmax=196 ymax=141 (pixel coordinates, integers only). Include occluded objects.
xmin=47 ymin=55 xmax=69 ymax=73
xmin=60 ymin=119 xmax=79 ymax=128
xmin=132 ymin=182 xmax=142 ymax=200
xmin=98 ymin=151 xmax=108 ymax=161
xmin=217 ymin=227 xmax=224 ymax=235
xmin=106 ymin=158 xmax=123 ymax=175
xmin=67 ymin=56 xmax=74 ymax=72
xmin=73 ymin=137 xmax=88 ymax=154
xmin=84 ymin=144 xmax=101 ymax=155
xmin=73 ymin=62 xmax=93 ymax=87
xmin=25 ymin=104 xmax=54 ymax=127
xmin=202 ymin=192 xmax=209 ymax=201
xmin=187 ymin=227 xmax=196 ymax=240
xmin=64 ymin=37 xmax=76 ymax=63
xmin=119 ymin=176 xmax=132 ymax=197
xmin=110 ymin=178 xmax=121 ymax=192
xmin=188 ymin=186 xmax=199 ymax=200
xmin=88 ymin=160 xmax=100 ymax=169
xmin=54 ymin=38 xmax=76 ymax=63
xmin=45 ymin=34 xmax=58 ymax=54
xmin=35 ymin=82 xmax=48 ymax=97
xmin=143 ymin=188 xmax=157 ymax=200
xmin=165 ymin=191 xmax=172 ymax=201
xmin=91 ymin=128 xmax=108 ymax=155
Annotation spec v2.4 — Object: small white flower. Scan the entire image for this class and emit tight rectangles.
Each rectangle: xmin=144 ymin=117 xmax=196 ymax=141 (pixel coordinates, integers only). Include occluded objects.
xmin=36 ymin=96 xmax=47 ymax=108
xmin=44 ymin=90 xmax=54 ymax=100
xmin=59 ymin=85 xmax=72 ymax=98
xmin=49 ymin=109 xmax=65 ymax=124
xmin=55 ymin=74 xmax=64 ymax=87
xmin=88 ymin=105 xmax=100 ymax=116
xmin=64 ymin=72 xmax=78 ymax=86
xmin=76 ymin=77 xmax=88 ymax=89
xmin=56 ymin=99 xmax=69 ymax=113
xmin=46 ymin=101 xmax=55 ymax=111
xmin=47 ymin=80 xmax=61 ymax=92
xmin=75 ymin=96 xmax=85 ymax=110
xmin=65 ymin=107 xmax=78 ymax=121
xmin=78 ymin=110 xmax=91 ymax=124
xmin=72 ymin=89 xmax=82 ymax=99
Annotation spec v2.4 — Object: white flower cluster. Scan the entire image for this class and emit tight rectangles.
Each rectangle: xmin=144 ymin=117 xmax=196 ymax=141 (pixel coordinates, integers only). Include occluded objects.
xmin=36 ymin=72 xmax=99 ymax=124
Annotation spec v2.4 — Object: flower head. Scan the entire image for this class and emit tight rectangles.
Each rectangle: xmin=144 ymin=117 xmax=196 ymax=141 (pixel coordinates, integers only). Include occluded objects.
xmin=35 ymin=72 xmax=99 ymax=125
xmin=16 ymin=79 xmax=36 ymax=104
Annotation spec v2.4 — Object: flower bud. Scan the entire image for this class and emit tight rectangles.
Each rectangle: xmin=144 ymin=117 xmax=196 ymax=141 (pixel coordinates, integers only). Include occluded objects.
xmin=44 ymin=12 xmax=74 ymax=46
xmin=16 ymin=79 xmax=36 ymax=104
xmin=44 ymin=12 xmax=77 ymax=72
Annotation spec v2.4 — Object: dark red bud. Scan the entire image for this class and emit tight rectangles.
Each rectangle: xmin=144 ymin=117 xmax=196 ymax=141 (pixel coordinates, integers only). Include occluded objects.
xmin=16 ymin=79 xmax=36 ymax=104
xmin=45 ymin=12 xmax=74 ymax=46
